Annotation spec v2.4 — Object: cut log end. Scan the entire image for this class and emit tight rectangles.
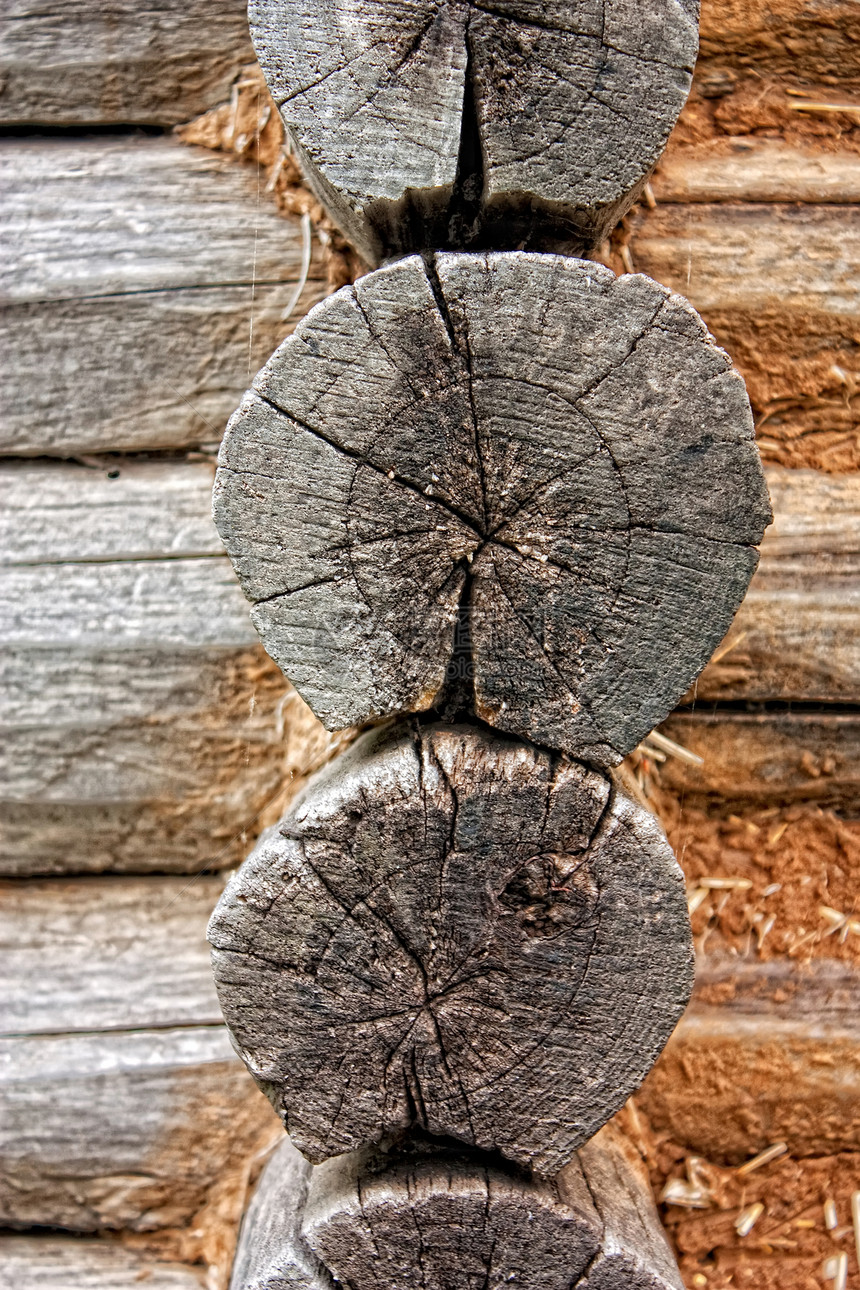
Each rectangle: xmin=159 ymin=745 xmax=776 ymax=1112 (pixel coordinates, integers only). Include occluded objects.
xmin=230 ymin=1128 xmax=684 ymax=1290
xmin=209 ymin=720 xmax=694 ymax=1175
xmin=250 ymin=0 xmax=700 ymax=261
xmin=215 ymin=251 xmax=770 ymax=765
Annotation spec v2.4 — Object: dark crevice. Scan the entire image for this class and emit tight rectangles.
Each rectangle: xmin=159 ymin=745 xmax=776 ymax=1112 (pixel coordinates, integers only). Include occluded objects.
xmin=447 ymin=18 xmax=485 ymax=249
xmin=0 ymin=122 xmax=167 ymax=138
xmin=431 ymin=559 xmax=479 ymax=722
xmin=675 ymin=699 xmax=860 ymax=717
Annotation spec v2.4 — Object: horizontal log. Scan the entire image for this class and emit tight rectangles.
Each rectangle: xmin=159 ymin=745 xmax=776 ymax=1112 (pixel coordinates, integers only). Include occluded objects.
xmin=0 ymin=0 xmax=253 ymax=126
xmin=625 ymin=201 xmax=860 ymax=416
xmin=0 ymin=137 xmax=327 ymax=455
xmin=0 ymin=870 xmax=278 ymax=1230
xmin=0 ymin=1237 xmax=206 ymax=1289
xmin=640 ymin=1000 xmax=860 ymax=1163
xmin=657 ymin=710 xmax=860 ymax=811
xmin=0 ymin=874 xmax=222 ymax=1035
xmin=628 ymin=202 xmax=858 ymax=320
xmin=0 ymin=1026 xmax=278 ymax=1230
xmin=0 ymin=458 xmax=340 ymax=876
xmin=652 ymin=139 xmax=860 ymax=204
xmin=234 ymin=1130 xmax=683 ymax=1290
xmin=698 ymin=467 xmax=860 ymax=701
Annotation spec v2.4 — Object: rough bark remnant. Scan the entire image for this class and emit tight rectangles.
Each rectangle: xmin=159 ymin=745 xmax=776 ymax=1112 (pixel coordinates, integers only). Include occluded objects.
xmin=230 ymin=1128 xmax=683 ymax=1289
xmin=209 ymin=721 xmax=693 ymax=1175
xmin=250 ymin=0 xmax=699 ymax=262
xmin=215 ymin=252 xmax=770 ymax=766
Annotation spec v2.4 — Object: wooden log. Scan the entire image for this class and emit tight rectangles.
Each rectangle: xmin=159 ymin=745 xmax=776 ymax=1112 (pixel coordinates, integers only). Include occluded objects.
xmin=216 ymin=251 xmax=769 ymax=764
xmin=231 ymin=1129 xmax=683 ymax=1290
xmin=0 ymin=137 xmax=327 ymax=456
xmin=624 ymin=201 xmax=860 ymax=417
xmin=0 ymin=1237 xmax=207 ymax=1290
xmin=655 ymin=710 xmax=860 ymax=812
xmin=697 ymin=466 xmax=860 ymax=701
xmin=0 ymin=871 xmax=280 ymax=1230
xmin=0 ymin=457 xmax=343 ymax=877
xmin=250 ymin=0 xmax=699 ymax=263
xmin=652 ymin=139 xmax=860 ymax=204
xmin=0 ymin=0 xmax=253 ymax=126
xmin=210 ymin=720 xmax=693 ymax=1175
xmin=639 ymin=969 xmax=860 ymax=1162
xmin=0 ymin=873 xmax=224 ymax=1035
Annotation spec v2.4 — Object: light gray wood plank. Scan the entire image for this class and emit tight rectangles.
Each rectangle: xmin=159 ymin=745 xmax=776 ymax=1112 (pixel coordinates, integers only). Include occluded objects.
xmin=0 ymin=874 xmax=223 ymax=1036
xmin=0 ymin=1237 xmax=206 ymax=1289
xmin=0 ymin=137 xmax=328 ymax=455
xmin=0 ymin=459 xmax=338 ymax=876
xmin=653 ymin=140 xmax=860 ymax=204
xmin=0 ymin=458 xmax=222 ymax=565
xmin=627 ymin=201 xmax=860 ymax=320
xmin=0 ymin=0 xmax=253 ymax=126
xmin=699 ymin=466 xmax=860 ymax=700
xmin=0 ymin=1026 xmax=279 ymax=1230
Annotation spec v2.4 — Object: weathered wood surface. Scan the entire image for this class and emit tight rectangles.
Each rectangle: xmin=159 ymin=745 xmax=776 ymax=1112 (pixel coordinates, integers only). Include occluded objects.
xmin=6 ymin=149 xmax=854 ymax=456
xmin=232 ymin=1129 xmax=683 ymax=1290
xmin=0 ymin=1237 xmax=206 ymax=1289
xmin=229 ymin=1137 xmax=325 ymax=1290
xmin=0 ymin=137 xmax=327 ymax=455
xmin=697 ymin=467 xmax=860 ymax=701
xmin=251 ymin=0 xmax=698 ymax=263
xmin=0 ymin=874 xmax=223 ymax=1035
xmin=640 ymin=993 xmax=860 ymax=1163
xmin=629 ymin=203 xmax=860 ymax=321
xmin=0 ymin=0 xmax=252 ymax=125
xmin=216 ymin=251 xmax=768 ymax=763
xmin=652 ymin=140 xmax=860 ymax=204
xmin=0 ymin=871 xmax=279 ymax=1229
xmin=657 ymin=710 xmax=860 ymax=811
xmin=210 ymin=720 xmax=693 ymax=1175
xmin=0 ymin=457 xmax=344 ymax=876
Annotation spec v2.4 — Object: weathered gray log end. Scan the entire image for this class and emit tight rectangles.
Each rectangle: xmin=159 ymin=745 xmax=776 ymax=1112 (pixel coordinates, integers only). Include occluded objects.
xmin=229 ymin=1137 xmax=327 ymax=1290
xmin=228 ymin=1128 xmax=683 ymax=1290
xmin=209 ymin=720 xmax=694 ymax=1174
xmin=576 ymin=1126 xmax=684 ymax=1290
xmin=249 ymin=0 xmax=699 ymax=261
xmin=214 ymin=252 xmax=771 ymax=765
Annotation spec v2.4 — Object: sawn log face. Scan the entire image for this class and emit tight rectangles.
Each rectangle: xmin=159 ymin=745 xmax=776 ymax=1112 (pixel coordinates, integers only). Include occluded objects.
xmin=215 ymin=251 xmax=770 ymax=765
xmin=250 ymin=0 xmax=699 ymax=261
xmin=209 ymin=720 xmax=694 ymax=1175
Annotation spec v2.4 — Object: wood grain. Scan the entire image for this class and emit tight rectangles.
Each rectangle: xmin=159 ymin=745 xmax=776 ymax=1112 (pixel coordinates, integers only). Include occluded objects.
xmin=0 ymin=1237 xmax=206 ymax=1289
xmin=251 ymin=0 xmax=698 ymax=262
xmin=0 ymin=137 xmax=327 ymax=455
xmin=210 ymin=720 xmax=693 ymax=1175
xmin=698 ymin=467 xmax=860 ymax=702
xmin=0 ymin=872 xmax=278 ymax=1230
xmin=232 ymin=1129 xmax=683 ymax=1290
xmin=0 ymin=874 xmax=223 ymax=1035
xmin=653 ymin=140 xmax=860 ymax=204
xmin=656 ymin=710 xmax=860 ymax=812
xmin=216 ymin=251 xmax=768 ymax=763
xmin=0 ymin=0 xmax=253 ymax=125
xmin=0 ymin=458 xmax=342 ymax=876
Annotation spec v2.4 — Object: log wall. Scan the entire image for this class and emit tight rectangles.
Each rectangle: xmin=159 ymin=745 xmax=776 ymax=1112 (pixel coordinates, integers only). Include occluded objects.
xmin=0 ymin=0 xmax=857 ymax=1287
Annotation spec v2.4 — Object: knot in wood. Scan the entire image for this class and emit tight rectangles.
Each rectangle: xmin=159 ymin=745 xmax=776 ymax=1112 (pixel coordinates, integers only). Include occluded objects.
xmin=214 ymin=253 xmax=771 ymax=765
